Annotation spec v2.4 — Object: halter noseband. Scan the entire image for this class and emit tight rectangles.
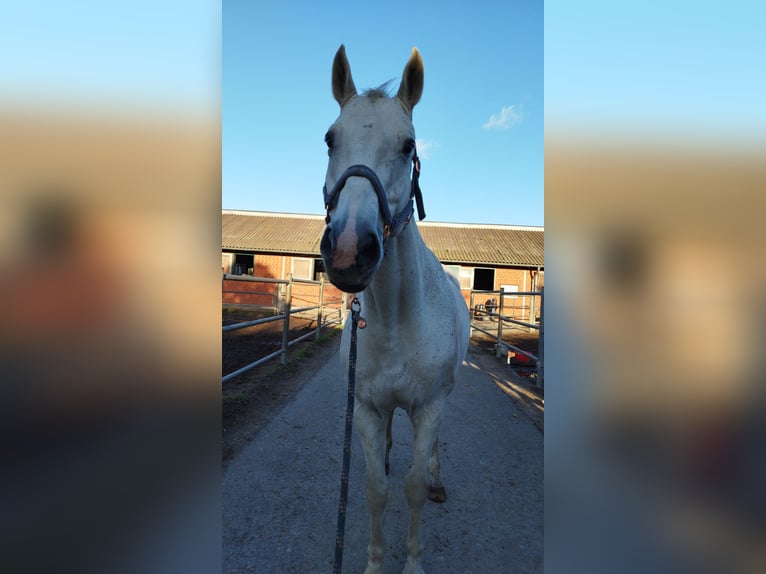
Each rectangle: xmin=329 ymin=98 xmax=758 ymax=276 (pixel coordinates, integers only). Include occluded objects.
xmin=323 ymin=151 xmax=426 ymax=239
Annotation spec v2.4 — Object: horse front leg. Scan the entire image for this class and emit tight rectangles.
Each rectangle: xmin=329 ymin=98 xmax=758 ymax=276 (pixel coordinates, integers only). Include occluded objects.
xmin=354 ymin=402 xmax=390 ymax=574
xmin=403 ymin=402 xmax=443 ymax=574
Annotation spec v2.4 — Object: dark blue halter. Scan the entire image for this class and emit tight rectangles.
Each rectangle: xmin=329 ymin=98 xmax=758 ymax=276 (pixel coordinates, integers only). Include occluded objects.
xmin=323 ymin=150 xmax=425 ymax=239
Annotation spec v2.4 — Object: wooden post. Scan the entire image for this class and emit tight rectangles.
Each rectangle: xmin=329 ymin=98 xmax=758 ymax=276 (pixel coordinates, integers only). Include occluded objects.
xmin=281 ymin=273 xmax=293 ymax=365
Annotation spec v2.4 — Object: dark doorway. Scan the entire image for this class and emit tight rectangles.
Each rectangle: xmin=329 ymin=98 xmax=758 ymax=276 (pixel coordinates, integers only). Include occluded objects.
xmin=473 ymin=267 xmax=495 ymax=290
xmin=314 ymin=258 xmax=326 ymax=281
xmin=234 ymin=253 xmax=254 ymax=275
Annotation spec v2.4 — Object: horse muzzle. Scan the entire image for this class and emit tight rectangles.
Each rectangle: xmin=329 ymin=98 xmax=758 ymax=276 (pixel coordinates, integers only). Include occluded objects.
xmin=320 ymin=159 xmax=424 ymax=293
xmin=320 ymin=222 xmax=383 ymax=293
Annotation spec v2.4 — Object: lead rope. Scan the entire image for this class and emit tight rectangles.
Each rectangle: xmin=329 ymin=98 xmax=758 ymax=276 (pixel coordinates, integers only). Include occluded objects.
xmin=333 ymin=297 xmax=365 ymax=574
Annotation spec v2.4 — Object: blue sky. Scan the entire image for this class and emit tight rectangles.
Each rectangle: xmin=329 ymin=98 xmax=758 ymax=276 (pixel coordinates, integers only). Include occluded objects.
xmin=0 ymin=1 xmax=219 ymax=110
xmin=3 ymin=1 xmax=762 ymax=227
xmin=544 ymin=1 xmax=766 ymax=140
xmin=223 ymin=1 xmax=544 ymax=226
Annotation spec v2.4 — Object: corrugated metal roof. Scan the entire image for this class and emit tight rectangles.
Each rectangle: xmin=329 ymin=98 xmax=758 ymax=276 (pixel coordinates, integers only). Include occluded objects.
xmin=222 ymin=210 xmax=544 ymax=267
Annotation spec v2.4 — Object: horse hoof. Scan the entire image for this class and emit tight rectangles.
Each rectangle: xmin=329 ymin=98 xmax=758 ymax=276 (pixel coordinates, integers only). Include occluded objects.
xmin=428 ymin=485 xmax=447 ymax=503
xmin=402 ymin=557 xmax=425 ymax=574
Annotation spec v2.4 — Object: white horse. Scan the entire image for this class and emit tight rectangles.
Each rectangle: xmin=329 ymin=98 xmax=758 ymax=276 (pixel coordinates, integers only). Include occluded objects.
xmin=320 ymin=45 xmax=470 ymax=574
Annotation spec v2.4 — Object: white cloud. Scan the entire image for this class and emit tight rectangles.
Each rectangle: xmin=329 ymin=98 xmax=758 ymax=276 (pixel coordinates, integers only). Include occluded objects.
xmin=482 ymin=105 xmax=524 ymax=130
xmin=415 ymin=138 xmax=439 ymax=160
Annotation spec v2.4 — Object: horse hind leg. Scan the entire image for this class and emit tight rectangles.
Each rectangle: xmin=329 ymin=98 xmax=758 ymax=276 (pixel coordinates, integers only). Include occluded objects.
xmin=427 ymin=437 xmax=447 ymax=503
xmin=403 ymin=402 xmax=443 ymax=574
xmin=384 ymin=412 xmax=443 ymax=500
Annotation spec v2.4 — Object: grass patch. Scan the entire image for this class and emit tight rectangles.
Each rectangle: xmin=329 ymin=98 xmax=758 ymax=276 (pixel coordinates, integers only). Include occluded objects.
xmin=316 ymin=326 xmax=342 ymax=344
xmin=224 ymin=393 xmax=250 ymax=405
xmin=297 ymin=348 xmax=314 ymax=359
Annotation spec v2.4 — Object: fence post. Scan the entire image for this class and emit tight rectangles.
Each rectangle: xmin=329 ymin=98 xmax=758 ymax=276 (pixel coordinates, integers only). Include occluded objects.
xmin=281 ymin=273 xmax=293 ymax=365
xmin=315 ymin=275 xmax=325 ymax=340
xmin=496 ymin=287 xmax=505 ymax=358
xmin=528 ymin=273 xmax=537 ymax=333
xmin=469 ymin=290 xmax=475 ymax=337
xmin=274 ymin=282 xmax=281 ymax=314
xmin=341 ymin=292 xmax=348 ymax=324
xmin=537 ymin=286 xmax=544 ymax=389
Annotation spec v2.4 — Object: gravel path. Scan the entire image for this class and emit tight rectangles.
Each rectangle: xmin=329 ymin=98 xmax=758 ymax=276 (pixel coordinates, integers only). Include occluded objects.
xmin=223 ymin=347 xmax=543 ymax=573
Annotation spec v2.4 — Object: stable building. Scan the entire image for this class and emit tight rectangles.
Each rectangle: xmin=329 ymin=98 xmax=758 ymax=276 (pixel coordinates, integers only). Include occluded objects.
xmin=222 ymin=210 xmax=543 ymax=314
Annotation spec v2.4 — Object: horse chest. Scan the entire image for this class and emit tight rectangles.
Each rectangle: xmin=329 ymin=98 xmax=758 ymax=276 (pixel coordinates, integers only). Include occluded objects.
xmin=351 ymin=326 xmax=455 ymax=409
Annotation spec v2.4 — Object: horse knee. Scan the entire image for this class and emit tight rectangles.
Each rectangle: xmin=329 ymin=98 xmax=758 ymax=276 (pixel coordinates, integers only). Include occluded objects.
xmin=404 ymin=470 xmax=427 ymax=508
xmin=366 ymin=475 xmax=388 ymax=510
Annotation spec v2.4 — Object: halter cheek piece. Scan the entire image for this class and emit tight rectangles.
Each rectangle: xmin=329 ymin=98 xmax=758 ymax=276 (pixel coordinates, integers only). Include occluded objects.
xmin=323 ymin=150 xmax=426 ymax=240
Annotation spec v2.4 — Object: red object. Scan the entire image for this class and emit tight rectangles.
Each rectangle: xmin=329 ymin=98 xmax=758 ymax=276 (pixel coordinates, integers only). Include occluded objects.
xmin=511 ymin=352 xmax=532 ymax=364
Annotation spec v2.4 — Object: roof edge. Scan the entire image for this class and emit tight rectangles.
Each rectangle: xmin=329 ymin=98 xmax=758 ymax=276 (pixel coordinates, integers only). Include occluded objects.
xmin=222 ymin=209 xmax=543 ymax=230
xmin=222 ymin=209 xmax=326 ymax=220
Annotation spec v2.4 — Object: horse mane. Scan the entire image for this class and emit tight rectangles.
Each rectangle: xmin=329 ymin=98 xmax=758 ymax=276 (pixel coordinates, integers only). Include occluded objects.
xmin=362 ymin=80 xmax=395 ymax=100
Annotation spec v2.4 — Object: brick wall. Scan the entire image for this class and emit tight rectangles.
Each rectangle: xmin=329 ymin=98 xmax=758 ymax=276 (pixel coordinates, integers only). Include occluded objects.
xmin=222 ymin=277 xmax=281 ymax=307
xmin=253 ymin=254 xmax=284 ymax=280
xmin=222 ymin=252 xmax=543 ymax=320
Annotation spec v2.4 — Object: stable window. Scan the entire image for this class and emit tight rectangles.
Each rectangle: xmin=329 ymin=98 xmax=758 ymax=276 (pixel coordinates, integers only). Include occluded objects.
xmin=233 ymin=253 xmax=254 ymax=275
xmin=445 ymin=266 xmax=497 ymax=291
xmin=291 ymin=257 xmax=314 ymax=280
xmin=473 ymin=268 xmax=495 ymax=291
xmin=222 ymin=253 xmax=234 ymax=274
xmin=500 ymin=284 xmax=519 ymax=298
xmin=443 ymin=265 xmax=460 ymax=283
xmin=313 ymin=258 xmax=326 ymax=281
xmin=458 ymin=267 xmax=473 ymax=290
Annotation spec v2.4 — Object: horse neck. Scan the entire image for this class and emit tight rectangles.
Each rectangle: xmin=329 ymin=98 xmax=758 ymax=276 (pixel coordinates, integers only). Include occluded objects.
xmin=362 ymin=222 xmax=427 ymax=322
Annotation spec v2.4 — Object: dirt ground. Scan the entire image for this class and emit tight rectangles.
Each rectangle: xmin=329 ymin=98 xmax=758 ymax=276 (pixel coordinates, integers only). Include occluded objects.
xmin=222 ymin=307 xmax=541 ymax=467
xmin=223 ymin=314 xmax=544 ymax=573
xmin=471 ymin=321 xmax=541 ymax=376
xmin=222 ymin=307 xmax=344 ymax=467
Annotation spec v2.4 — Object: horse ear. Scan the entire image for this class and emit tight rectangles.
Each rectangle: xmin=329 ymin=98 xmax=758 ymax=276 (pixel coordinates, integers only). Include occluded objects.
xmin=397 ymin=47 xmax=424 ymax=113
xmin=332 ymin=44 xmax=357 ymax=107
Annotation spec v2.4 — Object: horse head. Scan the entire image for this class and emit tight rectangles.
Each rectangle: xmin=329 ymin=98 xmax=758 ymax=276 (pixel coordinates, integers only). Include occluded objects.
xmin=320 ymin=45 xmax=424 ymax=293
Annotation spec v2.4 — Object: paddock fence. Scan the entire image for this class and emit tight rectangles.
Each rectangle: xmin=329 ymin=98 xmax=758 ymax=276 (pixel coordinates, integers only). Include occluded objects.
xmin=469 ymin=287 xmax=544 ymax=389
xmin=222 ymin=273 xmax=346 ymax=384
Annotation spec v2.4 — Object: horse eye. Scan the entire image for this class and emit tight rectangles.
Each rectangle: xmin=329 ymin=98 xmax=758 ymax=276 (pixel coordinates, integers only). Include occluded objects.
xmin=402 ymin=138 xmax=415 ymax=156
xmin=325 ymin=132 xmax=335 ymax=155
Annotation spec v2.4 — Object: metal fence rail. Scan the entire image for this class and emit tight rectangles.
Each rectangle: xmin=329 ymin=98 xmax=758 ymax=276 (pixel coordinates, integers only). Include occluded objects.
xmin=469 ymin=287 xmax=544 ymax=388
xmin=222 ymin=273 xmax=344 ymax=384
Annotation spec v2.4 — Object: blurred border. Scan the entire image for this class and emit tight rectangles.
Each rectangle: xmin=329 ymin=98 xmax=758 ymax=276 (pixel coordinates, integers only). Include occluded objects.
xmin=0 ymin=4 xmax=222 ymax=573
xmin=545 ymin=2 xmax=766 ymax=572
xmin=546 ymin=133 xmax=766 ymax=573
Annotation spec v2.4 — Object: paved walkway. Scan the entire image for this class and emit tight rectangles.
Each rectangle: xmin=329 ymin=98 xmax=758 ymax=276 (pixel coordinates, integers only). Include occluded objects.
xmin=223 ymin=348 xmax=543 ymax=573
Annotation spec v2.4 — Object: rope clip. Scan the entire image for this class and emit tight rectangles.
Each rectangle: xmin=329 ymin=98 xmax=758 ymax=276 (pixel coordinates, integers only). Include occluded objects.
xmin=350 ymin=297 xmax=366 ymax=329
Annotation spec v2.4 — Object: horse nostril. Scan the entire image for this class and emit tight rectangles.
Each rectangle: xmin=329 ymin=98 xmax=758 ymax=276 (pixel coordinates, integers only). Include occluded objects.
xmin=357 ymin=231 xmax=382 ymax=268
xmin=320 ymin=226 xmax=336 ymax=255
